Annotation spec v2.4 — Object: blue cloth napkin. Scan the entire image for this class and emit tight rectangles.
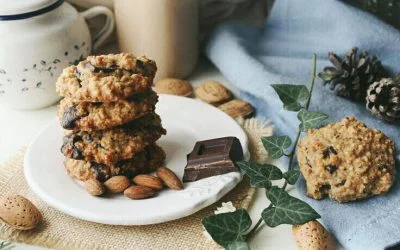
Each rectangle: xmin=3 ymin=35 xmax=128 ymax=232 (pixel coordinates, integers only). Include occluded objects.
xmin=204 ymin=0 xmax=400 ymax=249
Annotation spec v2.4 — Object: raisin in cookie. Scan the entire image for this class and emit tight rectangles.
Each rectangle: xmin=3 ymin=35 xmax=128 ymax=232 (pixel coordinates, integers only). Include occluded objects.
xmin=297 ymin=116 xmax=396 ymax=202
xmin=61 ymin=114 xmax=166 ymax=165
xmin=65 ymin=144 xmax=165 ymax=182
xmin=56 ymin=53 xmax=156 ymax=102
xmin=58 ymin=90 xmax=158 ymax=131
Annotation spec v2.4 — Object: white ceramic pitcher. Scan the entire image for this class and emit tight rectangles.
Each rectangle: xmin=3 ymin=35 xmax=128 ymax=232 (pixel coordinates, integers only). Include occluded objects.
xmin=0 ymin=0 xmax=114 ymax=110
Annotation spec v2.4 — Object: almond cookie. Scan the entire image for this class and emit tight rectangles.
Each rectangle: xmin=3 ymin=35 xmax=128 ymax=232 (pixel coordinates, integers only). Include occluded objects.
xmin=218 ymin=99 xmax=254 ymax=118
xmin=56 ymin=53 xmax=156 ymax=102
xmin=65 ymin=144 xmax=166 ymax=182
xmin=195 ymin=80 xmax=232 ymax=105
xmin=61 ymin=113 xmax=166 ymax=165
xmin=297 ymin=116 xmax=396 ymax=202
xmin=58 ymin=90 xmax=158 ymax=131
xmin=153 ymin=78 xmax=193 ymax=97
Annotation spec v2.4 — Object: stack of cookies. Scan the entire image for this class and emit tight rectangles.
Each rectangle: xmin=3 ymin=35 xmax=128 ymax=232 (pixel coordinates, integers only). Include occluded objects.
xmin=56 ymin=53 xmax=166 ymax=187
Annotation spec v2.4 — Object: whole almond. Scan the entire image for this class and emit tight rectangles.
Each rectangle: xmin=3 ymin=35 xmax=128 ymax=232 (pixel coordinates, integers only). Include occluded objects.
xmin=104 ymin=176 xmax=130 ymax=194
xmin=195 ymin=80 xmax=232 ymax=105
xmin=218 ymin=99 xmax=254 ymax=118
xmin=133 ymin=175 xmax=164 ymax=190
xmin=124 ymin=186 xmax=156 ymax=200
xmin=292 ymin=220 xmax=334 ymax=250
xmin=153 ymin=78 xmax=193 ymax=97
xmin=84 ymin=179 xmax=105 ymax=196
xmin=0 ymin=195 xmax=42 ymax=230
xmin=156 ymin=167 xmax=184 ymax=190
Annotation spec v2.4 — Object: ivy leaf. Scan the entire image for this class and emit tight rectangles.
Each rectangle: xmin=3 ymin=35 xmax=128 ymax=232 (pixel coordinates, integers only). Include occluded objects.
xmin=283 ymin=169 xmax=300 ymax=185
xmin=0 ymin=241 xmax=14 ymax=250
xmin=202 ymin=209 xmax=252 ymax=247
xmin=262 ymin=187 xmax=320 ymax=227
xmin=271 ymin=84 xmax=309 ymax=111
xmin=236 ymin=161 xmax=283 ymax=188
xmin=226 ymin=241 xmax=251 ymax=250
xmin=298 ymin=110 xmax=328 ymax=131
xmin=261 ymin=135 xmax=292 ymax=159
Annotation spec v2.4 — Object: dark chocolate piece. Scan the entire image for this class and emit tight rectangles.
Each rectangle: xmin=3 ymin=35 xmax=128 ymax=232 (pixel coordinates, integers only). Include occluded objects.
xmin=183 ymin=137 xmax=244 ymax=182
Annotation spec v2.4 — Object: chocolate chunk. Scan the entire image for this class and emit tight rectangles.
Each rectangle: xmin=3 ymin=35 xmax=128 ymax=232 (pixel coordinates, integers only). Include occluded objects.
xmin=379 ymin=164 xmax=388 ymax=171
xmin=183 ymin=137 xmax=244 ymax=182
xmin=322 ymin=146 xmax=337 ymax=158
xmin=319 ymin=184 xmax=331 ymax=193
xmin=61 ymin=135 xmax=83 ymax=160
xmin=61 ymin=105 xmax=87 ymax=129
xmin=90 ymin=162 xmax=110 ymax=182
xmin=82 ymin=134 xmax=93 ymax=143
xmin=335 ymin=180 xmax=346 ymax=187
xmin=84 ymin=62 xmax=117 ymax=73
xmin=325 ymin=164 xmax=337 ymax=174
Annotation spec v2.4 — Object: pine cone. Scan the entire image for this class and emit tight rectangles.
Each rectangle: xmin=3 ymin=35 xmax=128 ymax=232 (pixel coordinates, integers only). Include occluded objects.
xmin=366 ymin=78 xmax=400 ymax=123
xmin=319 ymin=47 xmax=387 ymax=102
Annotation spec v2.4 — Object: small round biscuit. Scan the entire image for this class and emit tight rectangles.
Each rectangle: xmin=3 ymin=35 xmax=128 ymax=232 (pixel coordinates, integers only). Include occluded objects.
xmin=195 ymin=80 xmax=232 ymax=105
xmin=218 ymin=99 xmax=254 ymax=118
xmin=153 ymin=78 xmax=193 ymax=97
xmin=297 ymin=116 xmax=396 ymax=203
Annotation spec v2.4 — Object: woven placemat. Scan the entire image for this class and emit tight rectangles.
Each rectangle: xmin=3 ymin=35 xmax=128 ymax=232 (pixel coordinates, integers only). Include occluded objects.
xmin=0 ymin=118 xmax=272 ymax=250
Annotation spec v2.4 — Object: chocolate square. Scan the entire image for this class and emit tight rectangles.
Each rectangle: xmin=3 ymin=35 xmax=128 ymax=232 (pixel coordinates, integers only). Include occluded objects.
xmin=183 ymin=136 xmax=244 ymax=182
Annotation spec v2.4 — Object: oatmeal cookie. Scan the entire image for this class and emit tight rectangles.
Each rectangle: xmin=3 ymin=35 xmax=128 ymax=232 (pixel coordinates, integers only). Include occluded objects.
xmin=58 ymin=90 xmax=158 ymax=131
xmin=65 ymin=144 xmax=166 ymax=182
xmin=56 ymin=53 xmax=157 ymax=102
xmin=61 ymin=114 xmax=166 ymax=165
xmin=297 ymin=116 xmax=396 ymax=202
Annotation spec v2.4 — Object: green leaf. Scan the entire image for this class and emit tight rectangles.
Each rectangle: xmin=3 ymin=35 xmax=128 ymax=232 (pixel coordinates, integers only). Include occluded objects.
xmin=236 ymin=161 xmax=283 ymax=188
xmin=262 ymin=187 xmax=320 ymax=227
xmin=283 ymin=169 xmax=300 ymax=185
xmin=261 ymin=136 xmax=292 ymax=159
xmin=0 ymin=241 xmax=14 ymax=250
xmin=297 ymin=110 xmax=328 ymax=131
xmin=202 ymin=209 xmax=252 ymax=247
xmin=271 ymin=84 xmax=309 ymax=111
xmin=226 ymin=241 xmax=251 ymax=250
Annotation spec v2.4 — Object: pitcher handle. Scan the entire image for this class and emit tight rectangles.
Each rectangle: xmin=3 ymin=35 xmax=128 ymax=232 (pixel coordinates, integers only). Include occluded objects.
xmin=80 ymin=6 xmax=115 ymax=51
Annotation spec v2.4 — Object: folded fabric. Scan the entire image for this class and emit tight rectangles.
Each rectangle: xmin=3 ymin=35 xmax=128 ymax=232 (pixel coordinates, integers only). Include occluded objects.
xmin=204 ymin=0 xmax=400 ymax=249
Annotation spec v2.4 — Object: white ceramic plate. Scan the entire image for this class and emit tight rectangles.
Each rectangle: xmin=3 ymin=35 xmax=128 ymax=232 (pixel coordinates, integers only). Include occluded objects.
xmin=24 ymin=94 xmax=249 ymax=225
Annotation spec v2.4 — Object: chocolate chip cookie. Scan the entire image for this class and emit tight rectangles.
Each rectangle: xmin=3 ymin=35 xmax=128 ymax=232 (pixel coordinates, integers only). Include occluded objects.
xmin=58 ymin=90 xmax=158 ymax=131
xmin=65 ymin=144 xmax=166 ymax=182
xmin=61 ymin=114 xmax=166 ymax=165
xmin=56 ymin=53 xmax=157 ymax=102
xmin=297 ymin=116 xmax=396 ymax=202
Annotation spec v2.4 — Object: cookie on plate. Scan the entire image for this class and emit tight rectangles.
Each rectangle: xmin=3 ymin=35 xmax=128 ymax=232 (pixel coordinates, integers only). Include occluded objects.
xmin=61 ymin=114 xmax=166 ymax=165
xmin=58 ymin=90 xmax=158 ymax=131
xmin=195 ymin=80 xmax=232 ymax=105
xmin=56 ymin=53 xmax=156 ymax=102
xmin=297 ymin=116 xmax=396 ymax=202
xmin=65 ymin=144 xmax=166 ymax=182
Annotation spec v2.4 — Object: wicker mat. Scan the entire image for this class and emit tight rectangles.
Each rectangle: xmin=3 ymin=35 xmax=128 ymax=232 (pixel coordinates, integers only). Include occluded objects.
xmin=0 ymin=118 xmax=272 ymax=250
